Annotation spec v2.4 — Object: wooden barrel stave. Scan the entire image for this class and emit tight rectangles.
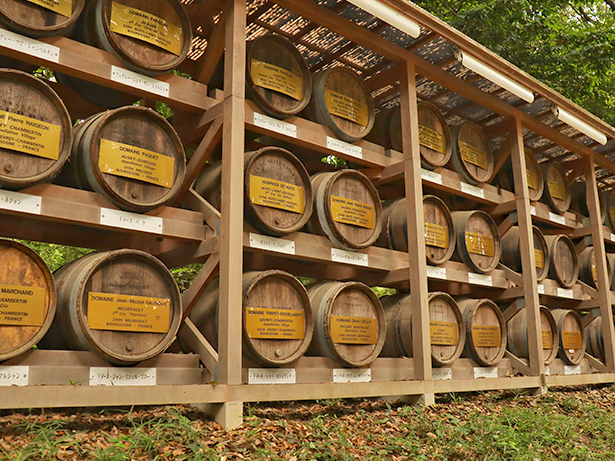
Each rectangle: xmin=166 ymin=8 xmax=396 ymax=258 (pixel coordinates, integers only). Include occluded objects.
xmin=552 ymin=309 xmax=585 ymax=365
xmin=450 ymin=122 xmax=493 ymax=185
xmin=570 ymin=181 xmax=607 ymax=225
xmin=544 ymin=235 xmax=578 ymax=288
xmin=500 ymin=226 xmax=550 ymax=281
xmin=0 ymin=0 xmax=85 ymax=37
xmin=507 ymin=307 xmax=558 ymax=364
xmin=578 ymin=246 xmax=611 ymax=289
xmin=451 ymin=210 xmax=501 ymax=274
xmin=541 ymin=162 xmax=571 ymax=214
xmin=457 ymin=298 xmax=507 ymax=367
xmin=585 ymin=316 xmax=613 ymax=363
xmin=497 ymin=149 xmax=544 ymax=202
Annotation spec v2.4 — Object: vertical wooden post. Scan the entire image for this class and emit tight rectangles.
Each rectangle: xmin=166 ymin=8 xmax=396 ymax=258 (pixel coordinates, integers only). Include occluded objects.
xmin=508 ymin=117 xmax=544 ymax=379
xmin=584 ymin=158 xmax=615 ymax=370
xmin=399 ymin=62 xmax=432 ymax=386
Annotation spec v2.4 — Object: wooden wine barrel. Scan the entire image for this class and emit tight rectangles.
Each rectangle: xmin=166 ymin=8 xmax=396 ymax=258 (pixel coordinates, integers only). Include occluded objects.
xmin=608 ymin=254 xmax=615 ymax=291
xmin=500 ymin=226 xmax=550 ymax=281
xmin=578 ymin=246 xmax=612 ymax=289
xmin=307 ymin=170 xmax=382 ymax=250
xmin=450 ymin=121 xmax=494 ymax=185
xmin=0 ymin=69 xmax=72 ymax=189
xmin=56 ymin=73 xmax=137 ymax=109
xmin=586 ymin=316 xmax=614 ymax=363
xmin=386 ymin=103 xmax=452 ymax=170
xmin=79 ymin=0 xmax=192 ymax=76
xmin=451 ymin=210 xmax=501 ymax=273
xmin=0 ymin=239 xmax=56 ymax=362
xmin=0 ymin=0 xmax=85 ymax=37
xmin=552 ymin=309 xmax=585 ymax=366
xmin=497 ymin=149 xmax=544 ymax=202
xmin=603 ymin=190 xmax=615 ymax=232
xmin=307 ymin=281 xmax=385 ymax=368
xmin=39 ymin=249 xmax=181 ymax=366
xmin=67 ymin=105 xmax=186 ymax=213
xmin=189 ymin=270 xmax=314 ymax=367
xmin=541 ymin=161 xmax=571 ymax=213
xmin=570 ymin=181 xmax=607 ymax=225
xmin=544 ymin=235 xmax=578 ymax=288
xmin=380 ymin=291 xmax=465 ymax=367
xmin=246 ymin=34 xmax=312 ymax=119
xmin=377 ymin=195 xmax=455 ymax=265
xmin=507 ymin=307 xmax=558 ymax=365
xmin=308 ymin=66 xmax=375 ymax=142
xmin=456 ymin=298 xmax=506 ymax=367
xmin=194 ymin=147 xmax=313 ymax=237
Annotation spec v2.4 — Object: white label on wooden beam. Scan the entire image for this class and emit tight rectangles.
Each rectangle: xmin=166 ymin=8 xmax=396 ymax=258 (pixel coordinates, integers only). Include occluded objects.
xmin=537 ymin=284 xmax=545 ymax=294
xmin=0 ymin=28 xmax=59 ymax=62
xmin=432 ymin=368 xmax=452 ymax=380
xmin=548 ymin=212 xmax=566 ymax=225
xmin=421 ymin=169 xmax=442 ymax=185
xmin=610 ymin=233 xmax=615 ymax=242
xmin=333 ymin=368 xmax=371 ymax=383
xmin=253 ymin=113 xmax=297 ymax=138
xmin=460 ymin=182 xmax=485 ymax=199
xmin=473 ymin=367 xmax=498 ymax=379
xmin=468 ymin=273 xmax=492 ymax=287
xmin=111 ymin=66 xmax=170 ymax=98
xmin=544 ymin=365 xmax=550 ymax=376
xmin=248 ymin=368 xmax=296 ymax=384
xmin=0 ymin=366 xmax=29 ymax=386
xmin=0 ymin=190 xmax=41 ymax=215
xmin=331 ymin=248 xmax=369 ymax=266
xmin=426 ymin=266 xmax=447 ymax=280
xmin=326 ymin=137 xmax=362 ymax=159
xmin=564 ymin=365 xmax=581 ymax=375
xmin=530 ymin=206 xmax=536 ymax=216
xmin=249 ymin=233 xmax=295 ymax=255
xmin=557 ymin=287 xmax=574 ymax=299
xmin=89 ymin=367 xmax=157 ymax=386
xmin=100 ymin=208 xmax=163 ymax=234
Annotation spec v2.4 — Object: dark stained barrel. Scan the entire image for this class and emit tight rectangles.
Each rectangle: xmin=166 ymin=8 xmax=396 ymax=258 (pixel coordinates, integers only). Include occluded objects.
xmin=307 ymin=281 xmax=385 ymax=368
xmin=541 ymin=161 xmax=571 ymax=214
xmin=450 ymin=121 xmax=494 ymax=185
xmin=451 ymin=210 xmax=501 ymax=273
xmin=497 ymin=149 xmax=544 ymax=202
xmin=500 ymin=226 xmax=550 ymax=281
xmin=544 ymin=235 xmax=578 ymax=288
xmin=40 ymin=249 xmax=182 ymax=366
xmin=246 ymin=34 xmax=312 ymax=119
xmin=578 ymin=246 xmax=611 ymax=289
xmin=457 ymin=298 xmax=507 ymax=367
xmin=0 ymin=0 xmax=85 ymax=37
xmin=507 ymin=307 xmax=558 ymax=365
xmin=586 ymin=316 xmax=614 ymax=363
xmin=189 ymin=270 xmax=315 ymax=367
xmin=0 ymin=69 xmax=72 ymax=189
xmin=0 ymin=239 xmax=56 ymax=362
xmin=570 ymin=181 xmax=607 ymax=225
xmin=552 ymin=309 xmax=585 ymax=366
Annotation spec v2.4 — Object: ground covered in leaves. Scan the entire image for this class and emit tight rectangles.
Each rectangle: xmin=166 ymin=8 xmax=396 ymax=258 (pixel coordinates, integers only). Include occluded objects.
xmin=2 ymin=385 xmax=615 ymax=460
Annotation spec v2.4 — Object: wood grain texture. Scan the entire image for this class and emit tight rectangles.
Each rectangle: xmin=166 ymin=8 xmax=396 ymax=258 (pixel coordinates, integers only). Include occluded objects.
xmin=552 ymin=309 xmax=586 ymax=366
xmin=457 ymin=298 xmax=507 ymax=367
xmin=450 ymin=121 xmax=493 ymax=185
xmin=498 ymin=149 xmax=544 ymax=202
xmin=507 ymin=307 xmax=559 ymax=365
xmin=545 ymin=235 xmax=578 ymax=288
xmin=578 ymin=247 xmax=612 ymax=289
xmin=451 ymin=210 xmax=501 ymax=274
xmin=0 ymin=0 xmax=85 ymax=37
xmin=541 ymin=161 xmax=571 ymax=213
xmin=500 ymin=226 xmax=549 ymax=282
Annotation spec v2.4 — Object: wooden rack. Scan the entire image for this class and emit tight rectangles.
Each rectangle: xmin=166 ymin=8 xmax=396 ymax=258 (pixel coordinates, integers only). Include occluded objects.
xmin=2 ymin=0 xmax=615 ymax=429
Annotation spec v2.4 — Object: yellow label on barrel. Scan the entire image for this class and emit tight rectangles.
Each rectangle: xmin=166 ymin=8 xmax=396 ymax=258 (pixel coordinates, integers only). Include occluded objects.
xmin=472 ymin=324 xmax=501 ymax=347
xmin=249 ymin=175 xmax=305 ymax=214
xmin=0 ymin=110 xmax=61 ymax=160
xmin=330 ymin=195 xmax=375 ymax=229
xmin=330 ymin=315 xmax=378 ymax=345
xmin=459 ymin=141 xmax=489 ymax=170
xmin=110 ymin=2 xmax=183 ymax=56
xmin=245 ymin=307 xmax=305 ymax=340
xmin=250 ymin=59 xmax=303 ymax=101
xmin=465 ymin=232 xmax=495 ymax=257
xmin=424 ymin=222 xmax=449 ymax=249
xmin=593 ymin=263 xmax=598 ymax=284
xmin=562 ymin=331 xmax=582 ymax=350
xmin=87 ymin=292 xmax=170 ymax=333
xmin=430 ymin=321 xmax=458 ymax=346
xmin=526 ymin=165 xmax=538 ymax=191
xmin=419 ymin=125 xmax=446 ymax=154
xmin=324 ymin=89 xmax=368 ymax=127
xmin=535 ymin=248 xmax=545 ymax=269
xmin=542 ymin=329 xmax=553 ymax=349
xmin=99 ymin=139 xmax=175 ymax=188
xmin=0 ymin=284 xmax=45 ymax=327
xmin=548 ymin=177 xmax=567 ymax=201
xmin=25 ymin=0 xmax=72 ymax=17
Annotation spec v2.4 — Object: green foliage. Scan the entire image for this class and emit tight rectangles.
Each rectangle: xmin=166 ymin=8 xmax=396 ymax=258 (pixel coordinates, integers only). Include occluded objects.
xmin=17 ymin=241 xmax=93 ymax=272
xmin=371 ymin=286 xmax=397 ymax=298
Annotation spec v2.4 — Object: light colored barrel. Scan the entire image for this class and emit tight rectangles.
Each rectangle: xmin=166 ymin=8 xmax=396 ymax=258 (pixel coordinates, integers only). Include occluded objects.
xmin=544 ymin=235 xmax=578 ymax=288
xmin=79 ymin=0 xmax=192 ymax=76
xmin=308 ymin=66 xmax=375 ymax=142
xmin=500 ymin=226 xmax=550 ymax=281
xmin=457 ymin=298 xmax=507 ymax=367
xmin=0 ymin=0 xmax=85 ymax=37
xmin=246 ymin=34 xmax=312 ymax=119
xmin=194 ymin=147 xmax=313 ymax=237
xmin=0 ymin=69 xmax=72 ymax=189
xmin=67 ymin=106 xmax=185 ymax=213
xmin=578 ymin=246 xmax=611 ymax=289
xmin=451 ymin=210 xmax=501 ymax=273
xmin=0 ymin=239 xmax=56 ymax=362
xmin=386 ymin=103 xmax=452 ymax=169
xmin=552 ymin=309 xmax=585 ymax=365
xmin=541 ymin=161 xmax=571 ymax=213
xmin=189 ymin=270 xmax=314 ymax=367
xmin=39 ymin=249 xmax=182 ymax=366
xmin=381 ymin=292 xmax=465 ymax=367
xmin=497 ymin=149 xmax=544 ymax=202
xmin=307 ymin=170 xmax=382 ymax=250
xmin=307 ymin=281 xmax=385 ymax=368
xmin=586 ymin=316 xmax=614 ymax=363
xmin=450 ymin=121 xmax=493 ymax=185
xmin=507 ymin=307 xmax=558 ymax=365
